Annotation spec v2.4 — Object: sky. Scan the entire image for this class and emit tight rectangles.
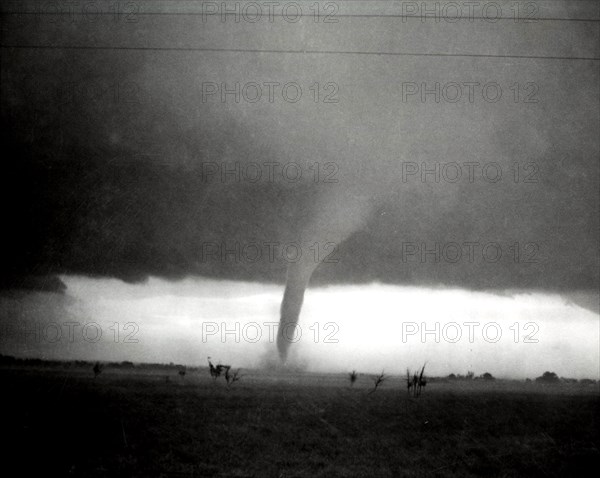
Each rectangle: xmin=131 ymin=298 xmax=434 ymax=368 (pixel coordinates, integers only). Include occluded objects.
xmin=0 ymin=2 xmax=598 ymax=377
xmin=1 ymin=275 xmax=597 ymax=379
xmin=2 ymin=1 xmax=598 ymax=292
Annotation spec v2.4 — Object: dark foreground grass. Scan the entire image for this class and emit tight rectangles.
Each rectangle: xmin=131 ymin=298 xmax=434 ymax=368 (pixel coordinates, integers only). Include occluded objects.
xmin=2 ymin=366 xmax=598 ymax=477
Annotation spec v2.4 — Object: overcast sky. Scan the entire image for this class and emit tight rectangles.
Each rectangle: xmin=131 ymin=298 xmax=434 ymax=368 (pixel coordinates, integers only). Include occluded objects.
xmin=0 ymin=275 xmax=598 ymax=379
xmin=1 ymin=2 xmax=598 ymax=375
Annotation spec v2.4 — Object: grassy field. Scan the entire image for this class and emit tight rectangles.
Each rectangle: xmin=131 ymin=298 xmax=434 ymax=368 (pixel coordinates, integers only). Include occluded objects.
xmin=2 ymin=366 xmax=598 ymax=477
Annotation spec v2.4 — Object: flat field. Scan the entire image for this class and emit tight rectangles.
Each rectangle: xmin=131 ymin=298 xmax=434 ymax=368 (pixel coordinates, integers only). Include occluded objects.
xmin=2 ymin=366 xmax=598 ymax=477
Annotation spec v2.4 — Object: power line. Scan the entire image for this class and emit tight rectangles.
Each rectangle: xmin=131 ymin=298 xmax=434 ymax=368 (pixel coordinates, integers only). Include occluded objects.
xmin=2 ymin=44 xmax=598 ymax=61
xmin=2 ymin=11 xmax=599 ymax=22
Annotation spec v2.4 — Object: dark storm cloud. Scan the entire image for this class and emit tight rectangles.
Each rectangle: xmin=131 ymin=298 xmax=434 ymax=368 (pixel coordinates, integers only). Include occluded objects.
xmin=0 ymin=275 xmax=67 ymax=295
xmin=1 ymin=2 xmax=598 ymax=293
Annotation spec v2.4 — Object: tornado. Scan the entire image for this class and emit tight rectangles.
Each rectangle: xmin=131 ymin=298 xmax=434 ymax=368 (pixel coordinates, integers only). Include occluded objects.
xmin=276 ymin=189 xmax=376 ymax=362
xmin=277 ymin=259 xmax=318 ymax=362
xmin=276 ymin=268 xmax=308 ymax=362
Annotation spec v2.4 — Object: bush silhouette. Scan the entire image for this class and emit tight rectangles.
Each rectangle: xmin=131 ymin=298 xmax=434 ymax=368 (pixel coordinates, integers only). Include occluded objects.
xmin=536 ymin=371 xmax=559 ymax=383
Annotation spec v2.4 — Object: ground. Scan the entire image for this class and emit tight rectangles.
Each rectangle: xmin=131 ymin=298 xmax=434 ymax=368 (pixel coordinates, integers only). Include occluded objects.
xmin=3 ymin=365 xmax=598 ymax=477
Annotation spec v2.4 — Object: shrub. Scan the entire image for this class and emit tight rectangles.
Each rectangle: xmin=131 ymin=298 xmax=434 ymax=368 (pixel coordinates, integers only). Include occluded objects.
xmin=369 ymin=371 xmax=385 ymax=394
xmin=226 ymin=368 xmax=241 ymax=386
xmin=536 ymin=371 xmax=559 ymax=383
xmin=92 ymin=362 xmax=103 ymax=378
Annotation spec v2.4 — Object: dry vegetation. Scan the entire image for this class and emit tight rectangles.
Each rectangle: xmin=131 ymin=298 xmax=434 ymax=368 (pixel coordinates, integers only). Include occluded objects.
xmin=2 ymin=364 xmax=598 ymax=477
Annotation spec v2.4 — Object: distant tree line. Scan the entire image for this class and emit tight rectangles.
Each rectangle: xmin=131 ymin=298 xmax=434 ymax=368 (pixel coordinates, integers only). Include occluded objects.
xmin=1 ymin=355 xmax=597 ymax=385
xmin=0 ymin=354 xmax=197 ymax=372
